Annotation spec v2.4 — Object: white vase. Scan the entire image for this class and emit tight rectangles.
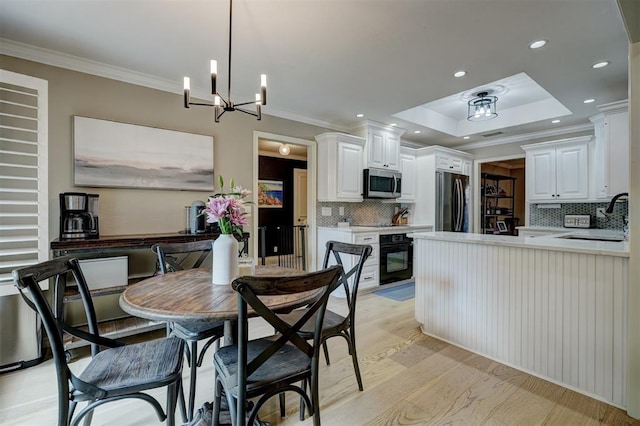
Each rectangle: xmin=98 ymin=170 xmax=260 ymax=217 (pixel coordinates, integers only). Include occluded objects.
xmin=212 ymin=234 xmax=239 ymax=285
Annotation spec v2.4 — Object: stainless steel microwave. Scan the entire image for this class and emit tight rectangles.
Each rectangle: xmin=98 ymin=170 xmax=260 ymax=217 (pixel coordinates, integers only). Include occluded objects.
xmin=363 ymin=169 xmax=402 ymax=199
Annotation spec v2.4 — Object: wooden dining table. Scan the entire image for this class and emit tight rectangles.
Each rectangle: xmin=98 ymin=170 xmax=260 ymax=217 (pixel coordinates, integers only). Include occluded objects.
xmin=119 ymin=265 xmax=319 ymax=343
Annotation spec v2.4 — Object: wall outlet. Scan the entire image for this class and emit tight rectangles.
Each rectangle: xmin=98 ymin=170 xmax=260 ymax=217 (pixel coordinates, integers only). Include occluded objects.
xmin=596 ymin=207 xmax=606 ymax=218
xmin=273 ymin=246 xmax=278 ymax=253
xmin=339 ymin=207 xmax=344 ymax=215
xmin=321 ymin=207 xmax=332 ymax=216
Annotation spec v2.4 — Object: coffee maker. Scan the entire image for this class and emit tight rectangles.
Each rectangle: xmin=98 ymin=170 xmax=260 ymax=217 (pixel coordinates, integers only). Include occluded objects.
xmin=59 ymin=192 xmax=97 ymax=240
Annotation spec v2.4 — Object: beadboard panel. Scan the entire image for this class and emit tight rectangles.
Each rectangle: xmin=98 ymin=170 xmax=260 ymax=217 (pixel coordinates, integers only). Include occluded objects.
xmin=414 ymin=239 xmax=628 ymax=407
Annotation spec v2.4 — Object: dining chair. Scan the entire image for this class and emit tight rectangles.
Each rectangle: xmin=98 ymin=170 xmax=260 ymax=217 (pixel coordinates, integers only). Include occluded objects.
xmin=151 ymin=239 xmax=225 ymax=421
xmin=11 ymin=256 xmax=184 ymax=426
xmin=278 ymin=241 xmax=372 ymax=400
xmin=212 ymin=265 xmax=343 ymax=426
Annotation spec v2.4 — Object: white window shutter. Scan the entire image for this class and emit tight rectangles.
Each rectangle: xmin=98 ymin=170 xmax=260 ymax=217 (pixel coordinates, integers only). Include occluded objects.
xmin=0 ymin=70 xmax=48 ymax=296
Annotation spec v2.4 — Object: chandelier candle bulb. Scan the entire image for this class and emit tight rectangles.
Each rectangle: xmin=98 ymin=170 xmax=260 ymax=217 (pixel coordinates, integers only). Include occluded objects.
xmin=183 ymin=77 xmax=190 ymax=108
xmin=210 ymin=60 xmax=217 ymax=94
xmin=260 ymin=74 xmax=267 ymax=105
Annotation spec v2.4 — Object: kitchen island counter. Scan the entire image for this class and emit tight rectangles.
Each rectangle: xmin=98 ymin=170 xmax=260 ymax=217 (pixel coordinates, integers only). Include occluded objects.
xmin=413 ymin=231 xmax=629 ymax=409
xmin=410 ymin=230 xmax=628 ymax=257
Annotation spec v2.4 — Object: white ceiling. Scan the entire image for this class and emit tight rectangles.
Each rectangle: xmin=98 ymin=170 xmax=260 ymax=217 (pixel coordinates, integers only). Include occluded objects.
xmin=0 ymin=0 xmax=630 ymax=148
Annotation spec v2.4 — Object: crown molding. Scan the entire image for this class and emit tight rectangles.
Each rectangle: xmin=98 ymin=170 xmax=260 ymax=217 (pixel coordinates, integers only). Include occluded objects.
xmin=0 ymin=38 xmax=347 ymax=132
xmin=451 ymin=122 xmax=593 ymax=150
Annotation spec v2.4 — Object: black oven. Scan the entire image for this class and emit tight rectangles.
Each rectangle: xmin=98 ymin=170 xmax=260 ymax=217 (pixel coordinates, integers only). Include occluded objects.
xmin=379 ymin=233 xmax=413 ymax=285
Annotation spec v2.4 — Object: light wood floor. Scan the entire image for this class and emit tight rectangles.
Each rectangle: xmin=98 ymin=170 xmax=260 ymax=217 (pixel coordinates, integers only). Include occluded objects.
xmin=1 ymin=290 xmax=638 ymax=425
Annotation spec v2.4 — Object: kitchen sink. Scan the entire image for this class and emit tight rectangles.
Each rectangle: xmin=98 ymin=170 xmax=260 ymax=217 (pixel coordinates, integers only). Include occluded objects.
xmin=558 ymin=235 xmax=625 ymax=242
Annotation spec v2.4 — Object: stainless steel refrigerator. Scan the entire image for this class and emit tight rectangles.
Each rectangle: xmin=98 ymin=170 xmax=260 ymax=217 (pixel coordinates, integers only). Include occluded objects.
xmin=435 ymin=171 xmax=470 ymax=232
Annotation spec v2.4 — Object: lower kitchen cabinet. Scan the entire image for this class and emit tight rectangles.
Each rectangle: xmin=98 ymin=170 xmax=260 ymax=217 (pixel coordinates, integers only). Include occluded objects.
xmin=316 ymin=229 xmax=379 ymax=297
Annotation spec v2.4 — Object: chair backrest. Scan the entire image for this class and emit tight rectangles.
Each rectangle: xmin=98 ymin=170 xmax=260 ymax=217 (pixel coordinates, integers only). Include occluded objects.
xmin=230 ymin=265 xmax=343 ymax=423
xmin=12 ymin=257 xmax=121 ymax=402
xmin=151 ymin=240 xmax=214 ymax=274
xmin=321 ymin=241 xmax=372 ymax=314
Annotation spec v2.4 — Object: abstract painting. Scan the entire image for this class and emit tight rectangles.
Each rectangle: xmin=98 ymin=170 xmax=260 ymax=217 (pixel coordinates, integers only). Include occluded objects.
xmin=258 ymin=180 xmax=284 ymax=208
xmin=73 ymin=116 xmax=214 ymax=191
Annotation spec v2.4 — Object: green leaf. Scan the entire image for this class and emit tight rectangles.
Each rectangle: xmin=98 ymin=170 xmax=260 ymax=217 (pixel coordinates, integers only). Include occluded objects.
xmin=218 ymin=175 xmax=224 ymax=191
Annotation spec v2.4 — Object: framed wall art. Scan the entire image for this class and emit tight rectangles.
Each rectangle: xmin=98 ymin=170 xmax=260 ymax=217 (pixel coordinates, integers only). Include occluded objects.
xmin=258 ymin=180 xmax=284 ymax=208
xmin=73 ymin=116 xmax=214 ymax=191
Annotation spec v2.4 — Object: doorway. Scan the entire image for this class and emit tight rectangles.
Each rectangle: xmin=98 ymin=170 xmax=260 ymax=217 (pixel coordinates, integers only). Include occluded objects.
xmin=252 ymin=132 xmax=316 ymax=269
xmin=473 ymin=155 xmax=526 ymax=234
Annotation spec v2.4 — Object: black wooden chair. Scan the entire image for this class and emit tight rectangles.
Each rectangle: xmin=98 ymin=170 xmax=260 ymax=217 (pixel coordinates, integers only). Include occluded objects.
xmin=212 ymin=265 xmax=343 ymax=426
xmin=278 ymin=241 xmax=372 ymax=395
xmin=151 ymin=240 xmax=226 ymax=421
xmin=12 ymin=256 xmax=184 ymax=426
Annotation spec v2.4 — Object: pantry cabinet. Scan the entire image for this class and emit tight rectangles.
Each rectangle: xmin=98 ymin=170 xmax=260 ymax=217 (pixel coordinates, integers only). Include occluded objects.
xmin=316 ymin=132 xmax=366 ymax=202
xmin=522 ymin=137 xmax=590 ymax=202
xmin=590 ymin=100 xmax=629 ymax=199
xmin=398 ymin=147 xmax=417 ymax=202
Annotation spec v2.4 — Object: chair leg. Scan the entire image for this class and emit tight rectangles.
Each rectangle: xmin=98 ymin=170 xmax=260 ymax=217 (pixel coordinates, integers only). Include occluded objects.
xmin=322 ymin=340 xmax=331 ymax=365
xmin=213 ymin=379 xmax=222 ymax=426
xmin=299 ymin=379 xmax=308 ymax=421
xmin=279 ymin=392 xmax=286 ymax=417
xmin=167 ymin=381 xmax=178 ymax=426
xmin=187 ymin=340 xmax=198 ymax=421
xmin=347 ymin=331 xmax=364 ymax=391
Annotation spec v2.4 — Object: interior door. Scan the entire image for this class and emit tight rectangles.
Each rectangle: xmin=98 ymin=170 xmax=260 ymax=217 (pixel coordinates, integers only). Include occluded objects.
xmin=293 ymin=168 xmax=307 ymax=226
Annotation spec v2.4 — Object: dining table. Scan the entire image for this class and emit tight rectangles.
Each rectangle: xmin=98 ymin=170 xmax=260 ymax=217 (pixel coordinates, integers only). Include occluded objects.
xmin=119 ymin=265 xmax=319 ymax=344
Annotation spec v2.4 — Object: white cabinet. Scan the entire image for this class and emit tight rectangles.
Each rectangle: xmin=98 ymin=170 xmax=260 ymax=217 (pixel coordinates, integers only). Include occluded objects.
xmin=352 ymin=121 xmax=405 ymax=171
xmin=316 ymin=132 xmax=365 ymax=202
xmin=316 ymin=229 xmax=380 ymax=296
xmin=522 ymin=137 xmax=590 ymax=202
xmin=398 ymin=148 xmax=416 ymax=202
xmin=590 ymin=100 xmax=629 ymax=199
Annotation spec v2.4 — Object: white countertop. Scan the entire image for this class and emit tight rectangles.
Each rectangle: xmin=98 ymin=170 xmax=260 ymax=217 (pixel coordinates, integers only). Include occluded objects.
xmin=411 ymin=230 xmax=629 ymax=257
xmin=317 ymin=225 xmax=432 ymax=234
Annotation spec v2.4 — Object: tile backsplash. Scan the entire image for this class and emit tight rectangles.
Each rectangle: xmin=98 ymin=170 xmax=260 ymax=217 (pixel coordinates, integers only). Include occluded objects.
xmin=529 ymin=201 xmax=628 ymax=230
xmin=316 ymin=201 xmax=400 ymax=227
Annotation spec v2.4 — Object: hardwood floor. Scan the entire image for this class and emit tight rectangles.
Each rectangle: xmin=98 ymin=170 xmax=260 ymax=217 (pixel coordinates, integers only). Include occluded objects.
xmin=1 ymin=290 xmax=637 ymax=425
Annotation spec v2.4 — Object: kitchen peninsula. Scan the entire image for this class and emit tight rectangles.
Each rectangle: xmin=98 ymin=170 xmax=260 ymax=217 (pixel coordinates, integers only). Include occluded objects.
xmin=411 ymin=231 xmax=629 ymax=409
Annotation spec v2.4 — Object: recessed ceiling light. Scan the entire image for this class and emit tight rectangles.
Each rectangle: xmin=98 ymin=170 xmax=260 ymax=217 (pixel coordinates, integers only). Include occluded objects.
xmin=583 ymin=99 xmax=595 ymax=104
xmin=390 ymin=123 xmax=398 ymax=127
xmin=453 ymin=70 xmax=467 ymax=78
xmin=413 ymin=130 xmax=421 ymax=134
xmin=463 ymin=136 xmax=470 ymax=140
xmin=356 ymin=113 xmax=364 ymax=118
xmin=592 ymin=61 xmax=609 ymax=69
xmin=551 ymin=119 xmax=560 ymax=124
xmin=529 ymin=39 xmax=547 ymax=49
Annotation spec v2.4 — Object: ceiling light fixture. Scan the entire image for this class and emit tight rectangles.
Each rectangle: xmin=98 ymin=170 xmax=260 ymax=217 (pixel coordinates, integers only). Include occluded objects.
xmin=279 ymin=143 xmax=291 ymax=156
xmin=552 ymin=119 xmax=560 ymax=123
xmin=390 ymin=123 xmax=398 ymax=127
xmin=453 ymin=70 xmax=467 ymax=78
xmin=463 ymin=136 xmax=470 ymax=140
xmin=529 ymin=39 xmax=547 ymax=49
xmin=413 ymin=130 xmax=421 ymax=134
xmin=592 ymin=61 xmax=609 ymax=69
xmin=584 ymin=98 xmax=595 ymax=104
xmin=356 ymin=113 xmax=364 ymax=118
xmin=183 ymin=0 xmax=266 ymax=123
xmin=467 ymin=91 xmax=498 ymax=121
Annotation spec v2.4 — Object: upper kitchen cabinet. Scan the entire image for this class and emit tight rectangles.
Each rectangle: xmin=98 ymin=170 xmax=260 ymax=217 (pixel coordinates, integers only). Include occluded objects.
xmin=352 ymin=121 xmax=405 ymax=171
xmin=589 ymin=100 xmax=629 ymax=199
xmin=522 ymin=136 xmax=591 ymax=202
xmin=398 ymin=146 xmax=416 ymax=202
xmin=316 ymin=132 xmax=366 ymax=202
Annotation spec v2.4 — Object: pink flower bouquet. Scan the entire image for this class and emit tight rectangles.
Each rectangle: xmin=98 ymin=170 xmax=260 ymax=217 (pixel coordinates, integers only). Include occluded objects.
xmin=204 ymin=176 xmax=251 ymax=235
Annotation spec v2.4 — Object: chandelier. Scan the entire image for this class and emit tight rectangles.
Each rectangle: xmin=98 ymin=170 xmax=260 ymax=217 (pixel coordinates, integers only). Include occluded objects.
xmin=183 ymin=0 xmax=266 ymax=122
xmin=467 ymin=91 xmax=498 ymax=121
